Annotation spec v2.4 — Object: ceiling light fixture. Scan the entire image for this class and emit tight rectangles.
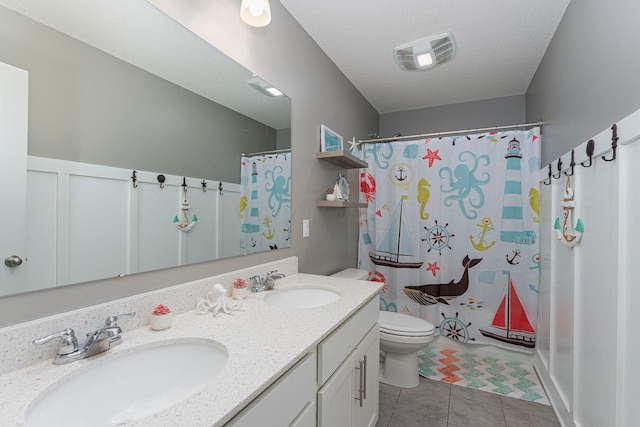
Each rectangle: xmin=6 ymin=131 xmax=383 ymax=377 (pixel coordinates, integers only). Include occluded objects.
xmin=240 ymin=0 xmax=271 ymax=27
xmin=394 ymin=33 xmax=456 ymax=71
xmin=248 ymin=76 xmax=283 ymax=97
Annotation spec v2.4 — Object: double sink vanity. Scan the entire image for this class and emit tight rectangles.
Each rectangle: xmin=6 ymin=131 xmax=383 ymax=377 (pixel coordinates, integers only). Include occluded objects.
xmin=0 ymin=258 xmax=382 ymax=426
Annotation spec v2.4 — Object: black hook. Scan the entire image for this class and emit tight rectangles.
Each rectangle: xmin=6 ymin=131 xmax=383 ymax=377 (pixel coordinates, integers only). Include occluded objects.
xmin=542 ymin=164 xmax=552 ymax=185
xmin=564 ymin=150 xmax=575 ymax=176
xmin=552 ymin=158 xmax=563 ymax=179
xmin=181 ymin=177 xmax=188 ymax=192
xmin=131 ymin=170 xmax=138 ymax=188
xmin=218 ymin=182 xmax=223 ymax=196
xmin=157 ymin=174 xmax=165 ymax=189
xmin=581 ymin=140 xmax=595 ymax=167
xmin=602 ymin=124 xmax=618 ymax=162
xmin=201 ymin=180 xmax=207 ymax=192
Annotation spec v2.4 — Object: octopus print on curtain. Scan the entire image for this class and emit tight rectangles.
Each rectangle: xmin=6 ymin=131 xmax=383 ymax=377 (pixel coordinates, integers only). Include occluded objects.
xmin=240 ymin=152 xmax=291 ymax=254
xmin=358 ymin=129 xmax=541 ymax=352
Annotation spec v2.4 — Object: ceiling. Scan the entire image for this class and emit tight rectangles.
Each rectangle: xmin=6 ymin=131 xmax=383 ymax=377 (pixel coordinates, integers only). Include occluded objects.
xmin=280 ymin=0 xmax=571 ymax=114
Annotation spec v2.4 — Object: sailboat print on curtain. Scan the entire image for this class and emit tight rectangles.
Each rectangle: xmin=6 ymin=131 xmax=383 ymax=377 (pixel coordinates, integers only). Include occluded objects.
xmin=479 ymin=271 xmax=536 ymax=349
xmin=369 ymin=195 xmax=423 ymax=268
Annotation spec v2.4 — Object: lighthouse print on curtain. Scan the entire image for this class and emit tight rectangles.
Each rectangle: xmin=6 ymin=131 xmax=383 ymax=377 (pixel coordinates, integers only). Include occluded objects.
xmin=240 ymin=153 xmax=291 ymax=254
xmin=358 ymin=129 xmax=541 ymax=352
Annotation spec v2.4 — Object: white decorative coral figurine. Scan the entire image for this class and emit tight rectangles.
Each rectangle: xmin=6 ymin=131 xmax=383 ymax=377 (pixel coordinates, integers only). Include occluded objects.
xmin=196 ymin=284 xmax=243 ymax=316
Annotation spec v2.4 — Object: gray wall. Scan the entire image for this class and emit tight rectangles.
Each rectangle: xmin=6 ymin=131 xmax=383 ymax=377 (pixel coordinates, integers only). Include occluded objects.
xmin=380 ymin=95 xmax=525 ymax=138
xmin=0 ymin=0 xmax=378 ymax=326
xmin=0 ymin=6 xmax=275 ymax=184
xmin=526 ymin=0 xmax=640 ymax=166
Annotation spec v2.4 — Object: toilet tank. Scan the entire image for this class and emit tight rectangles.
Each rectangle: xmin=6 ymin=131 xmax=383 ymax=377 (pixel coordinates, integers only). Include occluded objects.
xmin=331 ymin=268 xmax=368 ymax=281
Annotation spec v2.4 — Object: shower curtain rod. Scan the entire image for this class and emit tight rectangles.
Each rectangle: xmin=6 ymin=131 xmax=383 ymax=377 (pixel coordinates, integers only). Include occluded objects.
xmin=358 ymin=120 xmax=543 ymax=144
xmin=241 ymin=148 xmax=291 ymax=157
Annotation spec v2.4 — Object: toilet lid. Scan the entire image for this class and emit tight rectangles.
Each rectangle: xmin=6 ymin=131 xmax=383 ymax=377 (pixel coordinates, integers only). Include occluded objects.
xmin=379 ymin=311 xmax=435 ymax=335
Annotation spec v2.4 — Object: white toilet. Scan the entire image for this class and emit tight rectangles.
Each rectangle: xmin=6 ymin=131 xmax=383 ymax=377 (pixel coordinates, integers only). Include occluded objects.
xmin=331 ymin=269 xmax=436 ymax=388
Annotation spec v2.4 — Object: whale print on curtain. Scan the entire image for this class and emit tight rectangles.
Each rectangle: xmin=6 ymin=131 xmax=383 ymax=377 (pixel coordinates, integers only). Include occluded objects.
xmin=358 ymin=129 xmax=541 ymax=352
xmin=240 ymin=152 xmax=291 ymax=254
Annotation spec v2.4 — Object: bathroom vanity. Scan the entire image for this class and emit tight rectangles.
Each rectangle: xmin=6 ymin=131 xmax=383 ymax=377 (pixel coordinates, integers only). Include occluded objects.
xmin=0 ymin=258 xmax=382 ymax=426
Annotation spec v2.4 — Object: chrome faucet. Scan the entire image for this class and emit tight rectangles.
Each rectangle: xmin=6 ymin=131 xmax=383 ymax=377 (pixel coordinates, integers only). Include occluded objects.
xmin=33 ymin=312 xmax=135 ymax=365
xmin=249 ymin=270 xmax=286 ymax=292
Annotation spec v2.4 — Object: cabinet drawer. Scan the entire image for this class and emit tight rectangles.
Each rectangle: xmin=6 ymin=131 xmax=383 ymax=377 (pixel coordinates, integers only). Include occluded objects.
xmin=318 ymin=296 xmax=378 ymax=385
xmin=226 ymin=352 xmax=317 ymax=426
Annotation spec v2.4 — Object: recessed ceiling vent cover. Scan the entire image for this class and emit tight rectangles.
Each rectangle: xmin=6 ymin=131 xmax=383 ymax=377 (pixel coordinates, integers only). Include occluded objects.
xmin=394 ymin=33 xmax=456 ymax=71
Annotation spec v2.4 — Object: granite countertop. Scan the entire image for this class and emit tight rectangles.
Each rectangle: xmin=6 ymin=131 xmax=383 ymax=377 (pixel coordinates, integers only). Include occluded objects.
xmin=0 ymin=273 xmax=381 ymax=426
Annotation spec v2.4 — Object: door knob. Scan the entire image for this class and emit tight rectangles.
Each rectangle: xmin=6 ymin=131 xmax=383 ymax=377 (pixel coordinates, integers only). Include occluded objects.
xmin=4 ymin=255 xmax=23 ymax=267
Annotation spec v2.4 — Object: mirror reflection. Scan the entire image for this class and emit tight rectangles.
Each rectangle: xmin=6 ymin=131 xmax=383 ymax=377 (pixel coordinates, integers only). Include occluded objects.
xmin=0 ymin=0 xmax=292 ymax=297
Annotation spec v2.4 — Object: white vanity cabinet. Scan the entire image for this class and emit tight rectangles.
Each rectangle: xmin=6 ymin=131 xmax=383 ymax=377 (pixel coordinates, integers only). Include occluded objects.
xmin=317 ymin=296 xmax=380 ymax=427
xmin=226 ymin=352 xmax=317 ymax=427
xmin=225 ymin=295 xmax=380 ymax=427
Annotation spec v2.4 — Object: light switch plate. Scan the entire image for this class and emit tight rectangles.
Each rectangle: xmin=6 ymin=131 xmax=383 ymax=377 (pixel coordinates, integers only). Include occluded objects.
xmin=302 ymin=219 xmax=309 ymax=238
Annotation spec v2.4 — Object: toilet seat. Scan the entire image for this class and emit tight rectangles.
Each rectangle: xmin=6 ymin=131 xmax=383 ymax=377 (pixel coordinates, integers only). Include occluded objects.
xmin=379 ymin=311 xmax=436 ymax=337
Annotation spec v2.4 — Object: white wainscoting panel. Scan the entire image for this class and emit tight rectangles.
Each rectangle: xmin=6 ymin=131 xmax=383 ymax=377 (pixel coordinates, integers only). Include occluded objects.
xmin=68 ymin=174 xmax=130 ymax=284
xmin=537 ymin=108 xmax=640 ymax=427
xmin=572 ymin=157 xmax=619 ymax=426
xmin=183 ymin=185 xmax=219 ymax=265
xmin=26 ymin=157 xmax=240 ymax=288
xmin=219 ymin=184 xmax=242 ymax=259
xmin=136 ymin=181 xmax=182 ymax=273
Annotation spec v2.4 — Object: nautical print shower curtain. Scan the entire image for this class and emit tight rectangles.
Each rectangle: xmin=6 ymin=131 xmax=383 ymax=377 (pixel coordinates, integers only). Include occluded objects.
xmin=240 ymin=152 xmax=291 ymax=254
xmin=358 ymin=129 xmax=541 ymax=352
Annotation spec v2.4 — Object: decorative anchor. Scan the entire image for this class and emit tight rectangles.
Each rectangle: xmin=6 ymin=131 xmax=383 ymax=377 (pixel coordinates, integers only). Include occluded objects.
xmin=262 ymin=216 xmax=275 ymax=240
xmin=506 ymin=249 xmax=521 ymax=265
xmin=469 ymin=217 xmax=496 ymax=251
xmin=395 ymin=167 xmax=407 ymax=181
xmin=174 ymin=178 xmax=197 ymax=232
xmin=554 ymin=175 xmax=584 ymax=248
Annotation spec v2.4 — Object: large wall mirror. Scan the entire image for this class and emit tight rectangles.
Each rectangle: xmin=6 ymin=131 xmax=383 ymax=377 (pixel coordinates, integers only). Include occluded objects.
xmin=0 ymin=0 xmax=292 ymax=298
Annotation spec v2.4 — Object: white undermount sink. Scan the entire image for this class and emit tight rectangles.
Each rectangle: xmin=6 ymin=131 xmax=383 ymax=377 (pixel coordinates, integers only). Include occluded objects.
xmin=263 ymin=286 xmax=340 ymax=309
xmin=26 ymin=339 xmax=228 ymax=427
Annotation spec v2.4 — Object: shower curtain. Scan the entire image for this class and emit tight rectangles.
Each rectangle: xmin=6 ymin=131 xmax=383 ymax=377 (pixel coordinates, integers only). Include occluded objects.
xmin=358 ymin=128 xmax=541 ymax=352
xmin=240 ymin=152 xmax=291 ymax=254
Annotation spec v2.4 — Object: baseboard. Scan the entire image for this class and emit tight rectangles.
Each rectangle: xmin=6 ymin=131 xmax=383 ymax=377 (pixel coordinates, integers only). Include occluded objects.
xmin=533 ymin=352 xmax=575 ymax=427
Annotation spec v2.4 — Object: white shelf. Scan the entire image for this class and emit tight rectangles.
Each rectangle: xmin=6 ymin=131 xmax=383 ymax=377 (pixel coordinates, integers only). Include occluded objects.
xmin=316 ymin=200 xmax=367 ymax=208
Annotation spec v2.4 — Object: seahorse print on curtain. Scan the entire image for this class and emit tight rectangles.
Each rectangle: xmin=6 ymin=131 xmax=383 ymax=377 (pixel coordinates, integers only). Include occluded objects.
xmin=358 ymin=129 xmax=541 ymax=352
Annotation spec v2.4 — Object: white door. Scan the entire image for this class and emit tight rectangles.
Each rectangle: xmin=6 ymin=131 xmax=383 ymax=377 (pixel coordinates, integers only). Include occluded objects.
xmin=0 ymin=62 xmax=28 ymax=296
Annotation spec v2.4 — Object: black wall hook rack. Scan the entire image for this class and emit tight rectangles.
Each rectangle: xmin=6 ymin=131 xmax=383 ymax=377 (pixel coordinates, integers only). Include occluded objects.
xmin=552 ymin=158 xmax=563 ymax=179
xmin=542 ymin=164 xmax=552 ymax=185
xmin=564 ymin=150 xmax=575 ymax=176
xmin=181 ymin=177 xmax=188 ymax=192
xmin=157 ymin=174 xmax=165 ymax=189
xmin=131 ymin=170 xmax=138 ymax=188
xmin=201 ymin=180 xmax=207 ymax=192
xmin=218 ymin=182 xmax=223 ymax=196
xmin=581 ymin=140 xmax=595 ymax=167
xmin=602 ymin=124 xmax=618 ymax=162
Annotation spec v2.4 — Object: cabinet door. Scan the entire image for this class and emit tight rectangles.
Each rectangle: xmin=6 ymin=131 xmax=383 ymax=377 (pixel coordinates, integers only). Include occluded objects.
xmin=353 ymin=325 xmax=380 ymax=427
xmin=227 ymin=353 xmax=316 ymax=427
xmin=318 ymin=349 xmax=357 ymax=427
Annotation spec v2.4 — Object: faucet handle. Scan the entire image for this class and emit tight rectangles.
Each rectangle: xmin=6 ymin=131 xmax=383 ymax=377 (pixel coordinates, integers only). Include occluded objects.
xmin=33 ymin=328 xmax=79 ymax=356
xmin=104 ymin=312 xmax=136 ymax=327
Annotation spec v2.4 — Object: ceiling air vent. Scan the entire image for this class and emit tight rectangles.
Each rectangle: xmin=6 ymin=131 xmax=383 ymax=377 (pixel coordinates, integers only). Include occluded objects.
xmin=393 ymin=33 xmax=456 ymax=71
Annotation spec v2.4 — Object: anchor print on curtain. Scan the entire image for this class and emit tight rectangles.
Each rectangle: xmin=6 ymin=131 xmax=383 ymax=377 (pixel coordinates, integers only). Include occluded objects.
xmin=358 ymin=129 xmax=541 ymax=352
xmin=240 ymin=152 xmax=291 ymax=254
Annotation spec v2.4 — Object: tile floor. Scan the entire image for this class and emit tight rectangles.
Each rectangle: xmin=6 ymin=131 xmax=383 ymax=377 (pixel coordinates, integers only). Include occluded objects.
xmin=376 ymin=377 xmax=560 ymax=427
